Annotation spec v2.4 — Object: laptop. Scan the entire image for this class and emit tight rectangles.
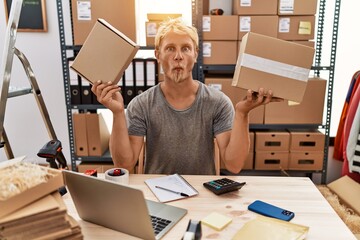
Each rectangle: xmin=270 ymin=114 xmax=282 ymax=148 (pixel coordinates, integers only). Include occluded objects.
xmin=63 ymin=170 xmax=187 ymax=240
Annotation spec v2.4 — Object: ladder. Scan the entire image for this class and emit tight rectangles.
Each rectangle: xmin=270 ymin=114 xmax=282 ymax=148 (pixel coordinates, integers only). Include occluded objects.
xmin=0 ymin=0 xmax=58 ymax=159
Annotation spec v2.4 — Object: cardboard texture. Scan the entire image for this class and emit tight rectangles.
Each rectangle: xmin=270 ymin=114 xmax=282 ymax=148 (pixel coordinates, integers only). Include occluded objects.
xmin=77 ymin=163 xmax=114 ymax=173
xmin=255 ymin=151 xmax=289 ymax=170
xmin=288 ymin=151 xmax=323 ymax=170
xmin=71 ymin=0 xmax=136 ymax=45
xmin=278 ymin=0 xmax=318 ymax=15
xmin=278 ymin=15 xmax=315 ymax=40
xmin=71 ymin=18 xmax=139 ymax=85
xmin=232 ymin=32 xmax=314 ymax=103
xmin=205 ymin=78 xmax=264 ymax=124
xmin=86 ymin=113 xmax=110 ymax=156
xmin=289 ymin=130 xmax=325 ymax=151
xmin=73 ymin=113 xmax=89 ymax=156
xmin=264 ymin=78 xmax=326 ymax=124
xmin=327 ymin=175 xmax=360 ymax=216
xmin=255 ymin=131 xmax=290 ymax=151
xmin=232 ymin=0 xmax=278 ymax=15
xmin=238 ymin=15 xmax=278 ymax=39
xmin=203 ymin=41 xmax=238 ymax=64
xmin=0 ymin=165 xmax=64 ymax=218
xmin=202 ymin=15 xmax=238 ymax=40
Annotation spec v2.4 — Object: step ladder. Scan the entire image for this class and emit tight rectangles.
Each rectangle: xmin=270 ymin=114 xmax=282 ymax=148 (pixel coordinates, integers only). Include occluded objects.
xmin=0 ymin=0 xmax=58 ymax=159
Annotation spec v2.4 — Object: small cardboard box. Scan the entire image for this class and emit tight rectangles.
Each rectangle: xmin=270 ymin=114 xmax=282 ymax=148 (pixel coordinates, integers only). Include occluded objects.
xmin=289 ymin=130 xmax=325 ymax=151
xmin=86 ymin=113 xmax=110 ymax=157
xmin=78 ymin=163 xmax=114 ymax=173
xmin=203 ymin=15 xmax=238 ymax=40
xmin=328 ymin=176 xmax=360 ymax=216
xmin=73 ymin=113 xmax=89 ymax=156
xmin=278 ymin=15 xmax=315 ymax=41
xmin=255 ymin=151 xmax=289 ymax=170
xmin=71 ymin=18 xmax=140 ymax=85
xmin=0 ymin=162 xmax=64 ymax=218
xmin=238 ymin=15 xmax=278 ymax=39
xmin=288 ymin=151 xmax=323 ymax=170
xmin=205 ymin=78 xmax=264 ymax=124
xmin=71 ymin=0 xmax=136 ymax=45
xmin=255 ymin=131 xmax=290 ymax=151
xmin=232 ymin=0 xmax=278 ymax=15
xmin=203 ymin=41 xmax=238 ymax=65
xmin=278 ymin=0 xmax=318 ymax=15
xmin=264 ymin=78 xmax=326 ymax=124
xmin=232 ymin=32 xmax=314 ymax=103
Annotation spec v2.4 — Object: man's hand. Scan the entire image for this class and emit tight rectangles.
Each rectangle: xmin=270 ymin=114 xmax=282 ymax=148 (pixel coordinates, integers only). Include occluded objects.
xmin=235 ymin=88 xmax=283 ymax=116
xmin=91 ymin=80 xmax=124 ymax=113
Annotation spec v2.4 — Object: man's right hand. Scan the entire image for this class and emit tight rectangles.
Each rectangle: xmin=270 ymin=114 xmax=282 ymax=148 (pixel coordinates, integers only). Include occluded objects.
xmin=91 ymin=80 xmax=124 ymax=113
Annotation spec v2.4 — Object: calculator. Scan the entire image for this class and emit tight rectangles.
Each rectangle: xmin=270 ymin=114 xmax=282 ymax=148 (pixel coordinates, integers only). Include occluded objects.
xmin=203 ymin=178 xmax=246 ymax=195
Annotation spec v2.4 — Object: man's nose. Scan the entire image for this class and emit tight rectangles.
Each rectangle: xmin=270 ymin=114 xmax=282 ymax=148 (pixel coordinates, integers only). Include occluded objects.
xmin=174 ymin=49 xmax=183 ymax=60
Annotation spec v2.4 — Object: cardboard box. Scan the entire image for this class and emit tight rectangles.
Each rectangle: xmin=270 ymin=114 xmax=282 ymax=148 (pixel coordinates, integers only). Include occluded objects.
xmin=205 ymin=78 xmax=264 ymax=124
xmin=255 ymin=151 xmax=289 ymax=170
xmin=233 ymin=0 xmax=278 ymax=15
xmin=255 ymin=131 xmax=290 ymax=151
xmin=78 ymin=163 xmax=114 ymax=173
xmin=278 ymin=0 xmax=318 ymax=15
xmin=0 ymin=162 xmax=64 ymax=218
xmin=290 ymin=40 xmax=315 ymax=48
xmin=203 ymin=41 xmax=238 ymax=64
xmin=203 ymin=15 xmax=238 ymax=40
xmin=73 ymin=113 xmax=88 ymax=156
xmin=278 ymin=15 xmax=315 ymax=40
xmin=328 ymin=176 xmax=360 ymax=216
xmin=232 ymin=32 xmax=314 ymax=103
xmin=208 ymin=0 xmax=233 ymax=15
xmin=71 ymin=19 xmax=139 ymax=85
xmin=288 ymin=151 xmax=323 ymax=170
xmin=238 ymin=15 xmax=278 ymax=39
xmin=264 ymin=78 xmax=326 ymax=124
xmin=71 ymin=0 xmax=136 ymax=45
xmin=145 ymin=13 xmax=182 ymax=46
xmin=289 ymin=130 xmax=325 ymax=151
xmin=86 ymin=113 xmax=110 ymax=156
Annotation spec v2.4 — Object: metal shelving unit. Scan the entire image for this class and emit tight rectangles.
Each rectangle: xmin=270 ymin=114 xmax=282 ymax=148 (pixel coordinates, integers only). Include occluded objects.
xmin=57 ymin=0 xmax=341 ymax=182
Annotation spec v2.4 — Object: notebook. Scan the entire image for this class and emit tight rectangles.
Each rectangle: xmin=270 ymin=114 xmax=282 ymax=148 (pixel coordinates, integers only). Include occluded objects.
xmin=63 ymin=170 xmax=187 ymax=240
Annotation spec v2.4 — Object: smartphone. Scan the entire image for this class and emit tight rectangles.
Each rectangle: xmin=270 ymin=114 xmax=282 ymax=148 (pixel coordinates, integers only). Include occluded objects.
xmin=248 ymin=200 xmax=295 ymax=221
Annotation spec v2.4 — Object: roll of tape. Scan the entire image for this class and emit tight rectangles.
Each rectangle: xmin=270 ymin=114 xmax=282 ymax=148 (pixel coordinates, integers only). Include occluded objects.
xmin=105 ymin=168 xmax=129 ymax=185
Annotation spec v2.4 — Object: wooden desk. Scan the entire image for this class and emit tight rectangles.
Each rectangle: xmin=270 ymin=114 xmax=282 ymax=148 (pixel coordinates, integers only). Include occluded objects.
xmin=63 ymin=175 xmax=356 ymax=240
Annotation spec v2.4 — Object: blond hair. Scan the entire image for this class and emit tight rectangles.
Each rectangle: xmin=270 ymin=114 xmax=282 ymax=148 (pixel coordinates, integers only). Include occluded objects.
xmin=154 ymin=18 xmax=199 ymax=52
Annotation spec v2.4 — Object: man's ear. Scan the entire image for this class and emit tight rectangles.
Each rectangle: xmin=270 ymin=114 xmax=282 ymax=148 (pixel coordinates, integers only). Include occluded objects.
xmin=155 ymin=49 xmax=160 ymax=62
xmin=194 ymin=49 xmax=198 ymax=63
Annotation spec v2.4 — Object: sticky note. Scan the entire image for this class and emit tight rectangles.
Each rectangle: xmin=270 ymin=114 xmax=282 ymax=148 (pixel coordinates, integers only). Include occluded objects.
xmin=201 ymin=212 xmax=232 ymax=231
xmin=298 ymin=21 xmax=311 ymax=35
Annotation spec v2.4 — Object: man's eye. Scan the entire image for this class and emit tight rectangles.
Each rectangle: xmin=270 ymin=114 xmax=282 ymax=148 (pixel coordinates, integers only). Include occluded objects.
xmin=166 ymin=47 xmax=174 ymax=52
xmin=183 ymin=47 xmax=190 ymax=52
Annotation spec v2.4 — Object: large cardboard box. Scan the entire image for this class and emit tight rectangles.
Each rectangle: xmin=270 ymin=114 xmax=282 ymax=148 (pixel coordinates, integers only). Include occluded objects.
xmin=255 ymin=131 xmax=290 ymax=151
xmin=86 ymin=113 xmax=110 ymax=156
xmin=203 ymin=15 xmax=238 ymax=40
xmin=71 ymin=19 xmax=139 ymax=85
xmin=205 ymin=78 xmax=264 ymax=124
xmin=203 ymin=41 xmax=237 ymax=64
xmin=73 ymin=113 xmax=89 ymax=156
xmin=289 ymin=130 xmax=325 ymax=151
xmin=264 ymin=78 xmax=326 ymax=124
xmin=0 ymin=161 xmax=64 ymax=218
xmin=327 ymin=176 xmax=360 ymax=216
xmin=232 ymin=32 xmax=314 ymax=103
xmin=288 ymin=151 xmax=323 ymax=170
xmin=278 ymin=0 xmax=318 ymax=15
xmin=278 ymin=15 xmax=315 ymax=40
xmin=238 ymin=15 xmax=278 ymax=39
xmin=233 ymin=0 xmax=278 ymax=15
xmin=71 ymin=0 xmax=136 ymax=45
xmin=255 ymin=151 xmax=289 ymax=170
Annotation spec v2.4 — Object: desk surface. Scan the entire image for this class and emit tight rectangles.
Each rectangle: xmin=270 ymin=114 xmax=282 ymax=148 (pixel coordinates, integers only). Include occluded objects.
xmin=63 ymin=174 xmax=356 ymax=240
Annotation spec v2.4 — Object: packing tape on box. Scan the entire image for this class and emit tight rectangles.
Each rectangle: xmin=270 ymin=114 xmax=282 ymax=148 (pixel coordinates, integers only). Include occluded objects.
xmin=239 ymin=53 xmax=310 ymax=81
xmin=105 ymin=168 xmax=129 ymax=185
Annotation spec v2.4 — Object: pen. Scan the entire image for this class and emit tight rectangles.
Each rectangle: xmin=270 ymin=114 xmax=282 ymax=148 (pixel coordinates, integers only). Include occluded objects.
xmin=155 ymin=185 xmax=190 ymax=197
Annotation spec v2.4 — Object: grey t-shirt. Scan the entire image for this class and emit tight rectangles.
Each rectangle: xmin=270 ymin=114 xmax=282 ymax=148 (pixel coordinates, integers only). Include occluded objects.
xmin=126 ymin=81 xmax=234 ymax=175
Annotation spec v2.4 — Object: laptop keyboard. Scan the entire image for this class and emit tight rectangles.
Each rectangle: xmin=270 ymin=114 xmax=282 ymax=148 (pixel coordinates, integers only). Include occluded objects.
xmin=150 ymin=215 xmax=172 ymax=235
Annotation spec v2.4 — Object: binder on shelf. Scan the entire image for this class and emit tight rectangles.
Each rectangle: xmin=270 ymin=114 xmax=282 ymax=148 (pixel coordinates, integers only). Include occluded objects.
xmin=146 ymin=58 xmax=157 ymax=86
xmin=134 ymin=59 xmax=146 ymax=95
xmin=85 ymin=113 xmax=110 ymax=157
xmin=69 ymin=61 xmax=81 ymax=105
xmin=72 ymin=113 xmax=89 ymax=156
xmin=70 ymin=18 xmax=140 ymax=85
xmin=124 ymin=62 xmax=135 ymax=105
xmin=80 ymin=78 xmax=92 ymax=104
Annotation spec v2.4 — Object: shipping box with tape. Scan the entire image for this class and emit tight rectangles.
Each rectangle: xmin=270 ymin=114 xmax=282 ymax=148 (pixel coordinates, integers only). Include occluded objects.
xmin=232 ymin=32 xmax=314 ymax=103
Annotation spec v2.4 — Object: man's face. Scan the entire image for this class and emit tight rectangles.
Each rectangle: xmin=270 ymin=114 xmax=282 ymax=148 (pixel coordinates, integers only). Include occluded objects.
xmin=155 ymin=31 xmax=198 ymax=83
